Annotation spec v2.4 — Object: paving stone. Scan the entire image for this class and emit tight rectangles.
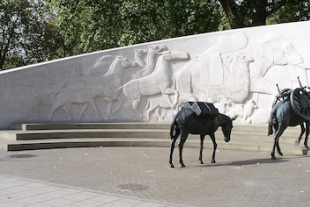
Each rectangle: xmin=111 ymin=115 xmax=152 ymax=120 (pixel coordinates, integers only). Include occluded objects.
xmin=0 ymin=147 xmax=309 ymax=206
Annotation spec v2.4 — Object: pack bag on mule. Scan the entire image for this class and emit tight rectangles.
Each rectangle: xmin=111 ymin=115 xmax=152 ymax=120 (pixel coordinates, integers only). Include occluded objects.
xmin=183 ymin=102 xmax=219 ymax=119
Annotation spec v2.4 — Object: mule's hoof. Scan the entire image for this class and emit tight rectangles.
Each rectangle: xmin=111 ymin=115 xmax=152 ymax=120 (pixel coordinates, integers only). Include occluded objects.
xmin=278 ymin=152 xmax=283 ymax=156
xmin=302 ymin=148 xmax=308 ymax=155
xmin=271 ymin=156 xmax=277 ymax=160
xmin=304 ymin=145 xmax=309 ymax=149
xmin=200 ymin=161 xmax=204 ymax=164
xmin=211 ymin=160 xmax=216 ymax=163
xmin=295 ymin=140 xmax=300 ymax=147
xmin=170 ymin=164 xmax=175 ymax=168
xmin=181 ymin=164 xmax=186 ymax=168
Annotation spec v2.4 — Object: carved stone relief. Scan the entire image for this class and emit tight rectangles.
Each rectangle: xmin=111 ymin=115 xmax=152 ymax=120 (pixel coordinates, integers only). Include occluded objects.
xmin=33 ymin=32 xmax=310 ymax=124
xmin=0 ymin=22 xmax=309 ymax=129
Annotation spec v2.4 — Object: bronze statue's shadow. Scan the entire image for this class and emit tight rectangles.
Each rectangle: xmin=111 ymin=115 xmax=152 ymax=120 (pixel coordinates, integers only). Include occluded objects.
xmin=197 ymin=157 xmax=290 ymax=168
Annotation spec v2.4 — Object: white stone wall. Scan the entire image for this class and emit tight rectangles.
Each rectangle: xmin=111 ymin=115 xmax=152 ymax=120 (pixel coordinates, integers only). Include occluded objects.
xmin=0 ymin=21 xmax=310 ymax=129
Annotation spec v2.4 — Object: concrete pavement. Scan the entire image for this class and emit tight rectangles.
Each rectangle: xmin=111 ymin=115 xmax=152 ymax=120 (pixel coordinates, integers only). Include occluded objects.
xmin=0 ymin=146 xmax=309 ymax=206
xmin=0 ymin=174 xmax=182 ymax=207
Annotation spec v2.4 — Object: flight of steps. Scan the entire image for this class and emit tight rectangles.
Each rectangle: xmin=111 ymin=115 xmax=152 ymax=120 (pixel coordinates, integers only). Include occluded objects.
xmin=0 ymin=122 xmax=307 ymax=155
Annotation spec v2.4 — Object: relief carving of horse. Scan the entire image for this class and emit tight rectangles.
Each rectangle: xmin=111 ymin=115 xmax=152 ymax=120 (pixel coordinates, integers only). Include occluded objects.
xmin=50 ymin=56 xmax=136 ymax=119
xmin=145 ymin=90 xmax=197 ymax=120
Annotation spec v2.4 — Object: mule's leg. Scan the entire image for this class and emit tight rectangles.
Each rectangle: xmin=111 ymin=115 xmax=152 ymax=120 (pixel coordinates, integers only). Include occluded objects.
xmin=271 ymin=141 xmax=277 ymax=160
xmin=178 ymin=133 xmax=188 ymax=168
xmin=295 ymin=123 xmax=305 ymax=147
xmin=199 ymin=135 xmax=205 ymax=164
xmin=276 ymin=130 xmax=285 ymax=157
xmin=209 ymin=133 xmax=217 ymax=163
xmin=271 ymin=124 xmax=278 ymax=159
xmin=268 ymin=117 xmax=273 ymax=136
xmin=271 ymin=123 xmax=286 ymax=159
xmin=169 ymin=124 xmax=180 ymax=168
xmin=304 ymin=121 xmax=309 ymax=149
xmin=169 ymin=138 xmax=177 ymax=168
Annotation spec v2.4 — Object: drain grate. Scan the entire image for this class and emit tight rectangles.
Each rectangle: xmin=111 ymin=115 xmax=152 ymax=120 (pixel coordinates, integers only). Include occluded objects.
xmin=117 ymin=184 xmax=149 ymax=191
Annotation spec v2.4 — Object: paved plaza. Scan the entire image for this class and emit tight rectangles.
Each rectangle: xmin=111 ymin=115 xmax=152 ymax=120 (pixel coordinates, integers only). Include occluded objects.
xmin=0 ymin=146 xmax=309 ymax=207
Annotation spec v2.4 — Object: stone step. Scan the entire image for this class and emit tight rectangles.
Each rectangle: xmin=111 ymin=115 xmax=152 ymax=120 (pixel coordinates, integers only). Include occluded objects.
xmin=20 ymin=123 xmax=303 ymax=137
xmin=0 ymin=138 xmax=168 ymax=151
xmin=21 ymin=122 xmax=270 ymax=132
xmin=0 ymin=137 xmax=303 ymax=155
xmin=21 ymin=122 xmax=170 ymax=130
xmin=0 ymin=123 xmax=308 ymax=155
xmin=0 ymin=128 xmax=302 ymax=145
xmin=0 ymin=129 xmax=170 ymax=140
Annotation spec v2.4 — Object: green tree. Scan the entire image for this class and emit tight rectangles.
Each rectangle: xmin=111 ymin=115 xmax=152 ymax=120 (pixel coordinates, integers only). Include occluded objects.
xmin=0 ymin=0 xmax=62 ymax=70
xmin=218 ymin=0 xmax=310 ymax=29
xmin=267 ymin=0 xmax=310 ymax=25
xmin=3 ymin=0 xmax=310 ymax=69
xmin=51 ymin=0 xmax=222 ymax=54
xmin=118 ymin=0 xmax=221 ymax=46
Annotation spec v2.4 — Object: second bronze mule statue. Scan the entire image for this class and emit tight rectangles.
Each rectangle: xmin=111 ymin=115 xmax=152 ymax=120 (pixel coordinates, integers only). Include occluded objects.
xmin=268 ymin=87 xmax=310 ymax=159
xmin=169 ymin=102 xmax=237 ymax=168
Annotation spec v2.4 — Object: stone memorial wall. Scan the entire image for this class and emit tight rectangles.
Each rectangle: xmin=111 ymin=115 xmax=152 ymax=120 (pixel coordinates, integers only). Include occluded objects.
xmin=0 ymin=21 xmax=309 ymax=129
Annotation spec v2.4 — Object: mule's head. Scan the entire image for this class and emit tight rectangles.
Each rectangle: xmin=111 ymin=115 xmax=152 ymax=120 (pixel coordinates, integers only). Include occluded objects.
xmin=221 ymin=115 xmax=238 ymax=142
xmin=221 ymin=121 xmax=232 ymax=142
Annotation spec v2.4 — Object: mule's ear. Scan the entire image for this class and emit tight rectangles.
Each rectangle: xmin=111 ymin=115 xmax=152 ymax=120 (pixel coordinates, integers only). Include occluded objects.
xmin=230 ymin=115 xmax=238 ymax=121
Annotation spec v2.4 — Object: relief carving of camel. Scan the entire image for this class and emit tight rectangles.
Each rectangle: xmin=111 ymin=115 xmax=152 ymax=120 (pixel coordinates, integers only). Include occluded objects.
xmin=120 ymin=50 xmax=190 ymax=116
xmin=174 ymin=53 xmax=254 ymax=103
xmin=133 ymin=45 xmax=168 ymax=79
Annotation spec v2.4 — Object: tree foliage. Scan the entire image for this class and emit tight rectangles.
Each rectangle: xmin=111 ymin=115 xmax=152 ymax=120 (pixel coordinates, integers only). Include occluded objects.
xmin=218 ymin=0 xmax=310 ymax=29
xmin=267 ymin=0 xmax=310 ymax=25
xmin=1 ymin=0 xmax=310 ymax=69
xmin=0 ymin=0 xmax=63 ymax=69
xmin=51 ymin=0 xmax=222 ymax=54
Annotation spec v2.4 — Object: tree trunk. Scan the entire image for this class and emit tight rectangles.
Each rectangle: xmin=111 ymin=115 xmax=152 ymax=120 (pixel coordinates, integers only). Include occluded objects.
xmin=252 ymin=1 xmax=268 ymax=26
xmin=218 ymin=0 xmax=242 ymax=29
xmin=218 ymin=0 xmax=289 ymax=29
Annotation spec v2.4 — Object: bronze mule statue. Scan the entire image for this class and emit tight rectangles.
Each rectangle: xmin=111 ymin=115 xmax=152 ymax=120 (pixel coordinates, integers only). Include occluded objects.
xmin=268 ymin=79 xmax=310 ymax=160
xmin=169 ymin=102 xmax=237 ymax=168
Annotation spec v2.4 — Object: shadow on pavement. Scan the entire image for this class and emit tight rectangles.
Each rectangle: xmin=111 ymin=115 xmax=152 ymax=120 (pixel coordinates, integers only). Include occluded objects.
xmin=198 ymin=157 xmax=289 ymax=168
xmin=8 ymin=154 xmax=37 ymax=158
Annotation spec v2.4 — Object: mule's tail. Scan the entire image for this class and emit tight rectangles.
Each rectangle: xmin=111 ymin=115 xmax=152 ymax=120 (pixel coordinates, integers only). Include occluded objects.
xmin=267 ymin=119 xmax=273 ymax=136
xmin=268 ymin=106 xmax=278 ymax=136
xmin=170 ymin=121 xmax=179 ymax=138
